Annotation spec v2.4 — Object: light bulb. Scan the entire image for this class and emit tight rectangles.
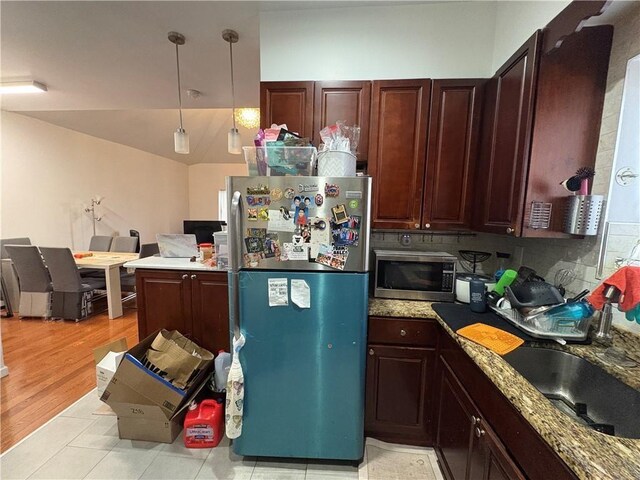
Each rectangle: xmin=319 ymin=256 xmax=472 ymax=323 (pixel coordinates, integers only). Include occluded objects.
xmin=174 ymin=128 xmax=189 ymax=154
xmin=234 ymin=108 xmax=260 ymax=129
xmin=228 ymin=128 xmax=242 ymax=154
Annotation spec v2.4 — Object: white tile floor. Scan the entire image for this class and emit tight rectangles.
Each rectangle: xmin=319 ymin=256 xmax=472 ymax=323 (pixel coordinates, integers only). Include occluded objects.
xmin=1 ymin=390 xmax=443 ymax=480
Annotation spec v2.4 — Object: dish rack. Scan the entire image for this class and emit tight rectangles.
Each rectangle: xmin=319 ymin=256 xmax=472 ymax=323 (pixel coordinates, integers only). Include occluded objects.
xmin=489 ymin=304 xmax=592 ymax=342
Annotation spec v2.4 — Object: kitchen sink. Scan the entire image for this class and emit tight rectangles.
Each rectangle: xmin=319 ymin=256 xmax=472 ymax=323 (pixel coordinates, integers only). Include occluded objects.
xmin=503 ymin=347 xmax=640 ymax=439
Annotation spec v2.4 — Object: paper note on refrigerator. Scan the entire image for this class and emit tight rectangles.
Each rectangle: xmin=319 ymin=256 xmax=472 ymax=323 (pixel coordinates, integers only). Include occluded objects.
xmin=268 ymin=278 xmax=288 ymax=307
xmin=268 ymin=209 xmax=295 ymax=232
xmin=291 ymin=279 xmax=311 ymax=309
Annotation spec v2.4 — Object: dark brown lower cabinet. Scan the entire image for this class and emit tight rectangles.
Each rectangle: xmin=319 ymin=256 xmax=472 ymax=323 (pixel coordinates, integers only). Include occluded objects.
xmin=365 ymin=345 xmax=435 ymax=446
xmin=136 ymin=269 xmax=229 ymax=353
xmin=435 ymin=327 xmax=577 ymax=480
xmin=365 ymin=317 xmax=438 ymax=446
xmin=365 ymin=317 xmax=578 ymax=479
xmin=436 ymin=358 xmax=525 ymax=480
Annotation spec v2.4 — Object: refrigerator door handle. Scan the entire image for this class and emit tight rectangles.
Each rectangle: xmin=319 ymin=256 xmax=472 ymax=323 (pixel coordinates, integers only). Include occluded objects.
xmin=230 ymin=190 xmax=243 ymax=339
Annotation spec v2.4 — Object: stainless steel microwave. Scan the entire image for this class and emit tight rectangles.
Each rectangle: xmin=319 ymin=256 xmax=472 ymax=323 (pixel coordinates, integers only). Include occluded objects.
xmin=373 ymin=250 xmax=456 ymax=302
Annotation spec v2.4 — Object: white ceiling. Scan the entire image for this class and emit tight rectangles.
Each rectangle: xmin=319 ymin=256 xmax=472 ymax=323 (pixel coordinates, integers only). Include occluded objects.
xmin=0 ymin=1 xmax=265 ymax=165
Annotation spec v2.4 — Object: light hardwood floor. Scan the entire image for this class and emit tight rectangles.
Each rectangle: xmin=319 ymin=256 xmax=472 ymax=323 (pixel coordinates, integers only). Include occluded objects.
xmin=0 ymin=303 xmax=139 ymax=452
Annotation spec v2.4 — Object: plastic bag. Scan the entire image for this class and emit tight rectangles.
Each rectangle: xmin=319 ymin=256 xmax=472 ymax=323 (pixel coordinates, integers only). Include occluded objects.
xmin=318 ymin=121 xmax=360 ymax=156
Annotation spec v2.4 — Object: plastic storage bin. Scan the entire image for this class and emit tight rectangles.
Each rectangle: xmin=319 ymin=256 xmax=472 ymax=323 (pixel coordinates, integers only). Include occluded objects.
xmin=243 ymin=146 xmax=317 ymax=176
xmin=213 ymin=232 xmax=228 ymax=270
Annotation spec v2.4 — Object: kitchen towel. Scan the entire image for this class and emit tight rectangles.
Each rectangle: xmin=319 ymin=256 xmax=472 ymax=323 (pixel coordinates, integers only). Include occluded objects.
xmin=588 ymin=266 xmax=640 ymax=311
xmin=225 ymin=334 xmax=245 ymax=439
xmin=457 ymin=323 xmax=524 ymax=355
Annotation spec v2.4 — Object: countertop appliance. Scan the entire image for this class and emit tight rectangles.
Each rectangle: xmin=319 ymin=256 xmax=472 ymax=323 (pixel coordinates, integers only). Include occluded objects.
xmin=373 ymin=250 xmax=456 ymax=302
xmin=455 ymin=274 xmax=497 ymax=304
xmin=227 ymin=176 xmax=371 ymax=461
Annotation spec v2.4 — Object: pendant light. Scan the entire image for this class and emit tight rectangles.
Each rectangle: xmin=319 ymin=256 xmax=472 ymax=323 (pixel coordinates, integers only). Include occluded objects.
xmin=168 ymin=31 xmax=189 ymax=154
xmin=223 ymin=29 xmax=242 ymax=155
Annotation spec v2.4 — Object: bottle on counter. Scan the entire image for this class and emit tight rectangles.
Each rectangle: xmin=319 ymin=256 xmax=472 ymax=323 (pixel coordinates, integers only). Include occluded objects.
xmin=470 ymin=279 xmax=487 ymax=313
xmin=199 ymin=243 xmax=213 ymax=262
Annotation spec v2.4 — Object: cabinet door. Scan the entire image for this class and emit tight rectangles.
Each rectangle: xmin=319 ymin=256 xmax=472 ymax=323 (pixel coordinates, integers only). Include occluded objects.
xmin=313 ymin=81 xmax=371 ymax=160
xmin=369 ymin=79 xmax=431 ymax=229
xmin=435 ymin=360 xmax=476 ymax=480
xmin=468 ymin=419 xmax=526 ymax=480
xmin=191 ymin=271 xmax=230 ymax=354
xmin=365 ymin=345 xmax=435 ymax=446
xmin=475 ymin=31 xmax=540 ymax=236
xmin=135 ymin=270 xmax=192 ymax=340
xmin=260 ymin=82 xmax=314 ymax=138
xmin=522 ymin=26 xmax=612 ymax=238
xmin=423 ymin=79 xmax=485 ymax=231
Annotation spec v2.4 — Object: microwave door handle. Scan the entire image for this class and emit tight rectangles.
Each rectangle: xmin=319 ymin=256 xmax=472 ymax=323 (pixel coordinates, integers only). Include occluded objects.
xmin=230 ymin=190 xmax=243 ymax=340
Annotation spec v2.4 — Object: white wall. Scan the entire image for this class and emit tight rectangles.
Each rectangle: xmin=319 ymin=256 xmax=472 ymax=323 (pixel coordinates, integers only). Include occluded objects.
xmin=1 ymin=111 xmax=189 ymax=249
xmin=491 ymin=1 xmax=571 ymax=72
xmin=188 ymin=163 xmax=247 ymax=220
xmin=605 ymin=54 xmax=640 ymax=224
xmin=260 ymin=2 xmax=498 ymax=80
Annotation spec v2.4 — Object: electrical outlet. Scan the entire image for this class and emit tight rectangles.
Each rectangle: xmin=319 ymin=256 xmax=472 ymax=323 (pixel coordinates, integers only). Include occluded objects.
xmin=400 ymin=234 xmax=411 ymax=247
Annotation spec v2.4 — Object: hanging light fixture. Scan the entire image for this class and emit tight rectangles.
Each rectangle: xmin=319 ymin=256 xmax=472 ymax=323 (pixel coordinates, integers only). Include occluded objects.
xmin=234 ymin=108 xmax=260 ymax=129
xmin=223 ymin=29 xmax=242 ymax=155
xmin=168 ymin=31 xmax=189 ymax=154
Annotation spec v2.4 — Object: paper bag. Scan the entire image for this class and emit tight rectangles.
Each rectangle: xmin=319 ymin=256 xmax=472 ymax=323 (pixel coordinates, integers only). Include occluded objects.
xmin=146 ymin=330 xmax=213 ymax=389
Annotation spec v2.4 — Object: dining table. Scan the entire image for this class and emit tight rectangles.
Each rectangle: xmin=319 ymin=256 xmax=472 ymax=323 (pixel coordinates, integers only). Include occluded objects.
xmin=74 ymin=251 xmax=139 ymax=319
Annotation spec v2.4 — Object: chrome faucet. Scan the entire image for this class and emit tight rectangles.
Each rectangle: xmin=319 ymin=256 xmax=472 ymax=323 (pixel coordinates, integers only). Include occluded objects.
xmin=593 ymin=285 xmax=620 ymax=346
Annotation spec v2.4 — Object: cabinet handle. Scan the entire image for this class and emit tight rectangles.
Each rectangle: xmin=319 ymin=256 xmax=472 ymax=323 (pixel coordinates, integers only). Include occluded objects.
xmin=506 ymin=227 xmax=514 ymax=234
xmin=471 ymin=415 xmax=481 ymax=425
xmin=369 ymin=349 xmax=375 ymax=356
xmin=400 ymin=329 xmax=407 ymax=336
xmin=181 ymin=274 xmax=188 ymax=280
xmin=414 ymin=223 xmax=420 ymax=229
xmin=191 ymin=274 xmax=197 ymax=280
xmin=424 ymin=223 xmax=431 ymax=229
xmin=475 ymin=426 xmax=485 ymax=438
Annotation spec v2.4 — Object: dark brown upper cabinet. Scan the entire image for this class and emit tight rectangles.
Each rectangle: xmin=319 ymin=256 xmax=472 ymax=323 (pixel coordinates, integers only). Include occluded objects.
xmin=475 ymin=31 xmax=540 ymax=237
xmin=475 ymin=26 xmax=613 ymax=237
xmin=369 ymin=79 xmax=431 ymax=229
xmin=313 ymin=81 xmax=371 ymax=160
xmin=423 ymin=79 xmax=485 ymax=231
xmin=260 ymin=82 xmax=314 ymax=139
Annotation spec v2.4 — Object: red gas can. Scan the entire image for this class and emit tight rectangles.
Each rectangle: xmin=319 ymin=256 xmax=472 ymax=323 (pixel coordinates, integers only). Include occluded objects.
xmin=183 ymin=399 xmax=224 ymax=448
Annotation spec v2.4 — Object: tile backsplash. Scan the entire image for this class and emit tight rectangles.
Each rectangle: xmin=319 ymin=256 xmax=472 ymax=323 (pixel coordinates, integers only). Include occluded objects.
xmin=370 ymin=232 xmax=599 ymax=297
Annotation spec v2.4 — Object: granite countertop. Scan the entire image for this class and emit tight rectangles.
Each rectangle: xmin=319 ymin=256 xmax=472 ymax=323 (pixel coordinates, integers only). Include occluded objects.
xmin=369 ymin=298 xmax=640 ymax=480
xmin=123 ymin=256 xmax=227 ymax=272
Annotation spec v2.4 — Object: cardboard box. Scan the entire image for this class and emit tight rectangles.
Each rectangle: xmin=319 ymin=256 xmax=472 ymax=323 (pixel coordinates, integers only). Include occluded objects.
xmin=93 ymin=338 xmax=127 ymax=397
xmin=100 ymin=331 xmax=213 ymax=443
xmin=96 ymin=351 xmax=125 ymax=396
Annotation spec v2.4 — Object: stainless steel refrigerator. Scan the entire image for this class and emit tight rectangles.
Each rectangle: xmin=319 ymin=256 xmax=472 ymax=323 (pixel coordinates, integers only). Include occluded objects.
xmin=227 ymin=175 xmax=371 ymax=460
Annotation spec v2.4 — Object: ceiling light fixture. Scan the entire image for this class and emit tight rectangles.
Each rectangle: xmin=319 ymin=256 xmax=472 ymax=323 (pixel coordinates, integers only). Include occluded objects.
xmin=223 ymin=29 xmax=242 ymax=155
xmin=168 ymin=31 xmax=189 ymax=155
xmin=0 ymin=81 xmax=47 ymax=94
xmin=234 ymin=108 xmax=260 ymax=129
